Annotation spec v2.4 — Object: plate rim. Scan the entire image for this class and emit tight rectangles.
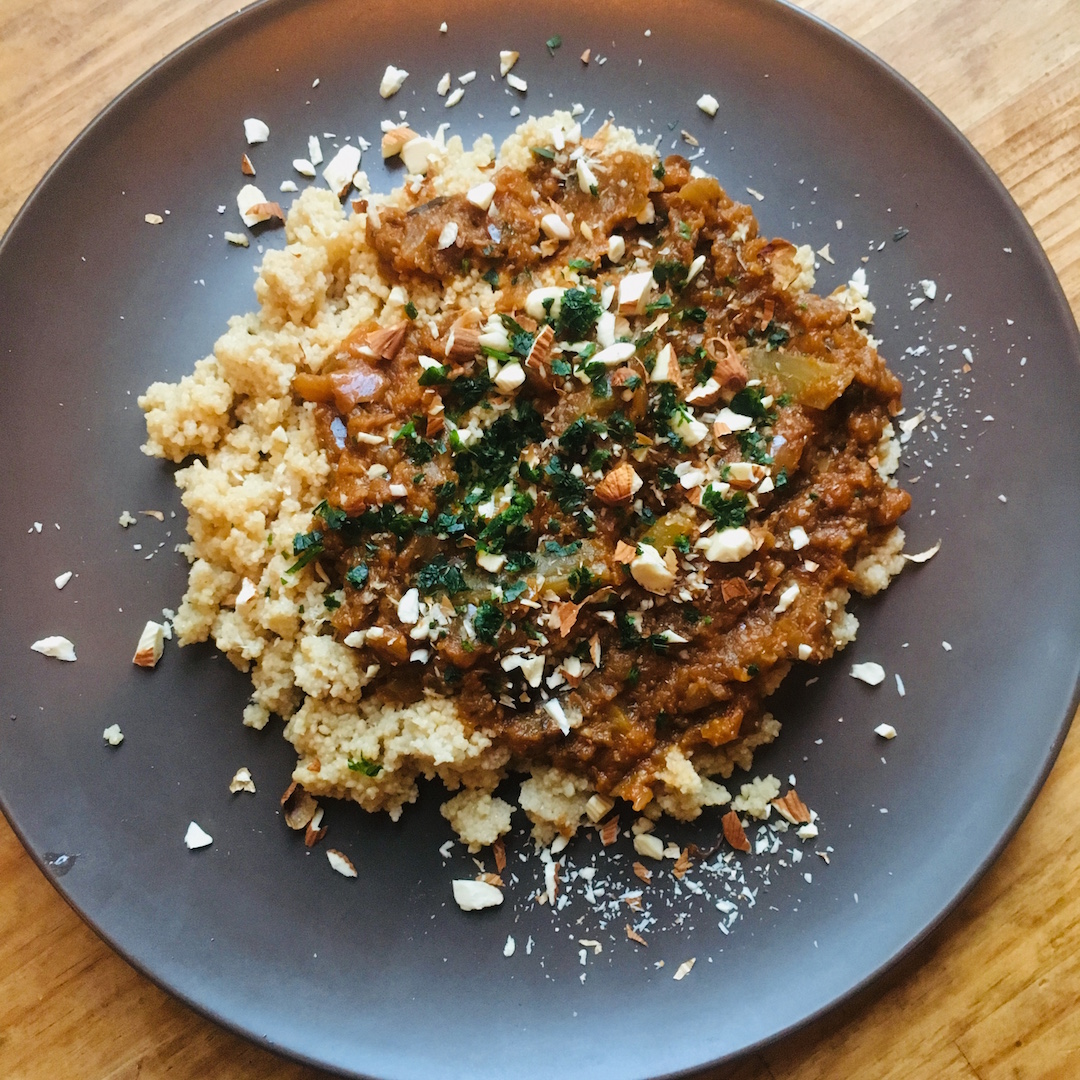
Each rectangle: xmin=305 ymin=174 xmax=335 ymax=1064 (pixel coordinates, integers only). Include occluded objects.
xmin=1 ymin=0 xmax=1078 ymax=1076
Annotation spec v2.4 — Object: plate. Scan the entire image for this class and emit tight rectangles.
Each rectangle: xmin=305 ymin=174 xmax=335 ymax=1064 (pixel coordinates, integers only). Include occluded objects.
xmin=2 ymin=1 xmax=1079 ymax=1077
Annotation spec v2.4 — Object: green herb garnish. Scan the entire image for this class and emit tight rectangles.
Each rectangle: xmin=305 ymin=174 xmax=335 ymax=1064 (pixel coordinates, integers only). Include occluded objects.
xmin=287 ymin=530 xmax=324 ymax=573
xmin=473 ymin=600 xmax=504 ymax=644
xmin=348 ymin=756 xmax=383 ymax=777
xmin=416 ymin=555 xmax=468 ymax=596
xmin=556 ymin=287 xmax=603 ymax=340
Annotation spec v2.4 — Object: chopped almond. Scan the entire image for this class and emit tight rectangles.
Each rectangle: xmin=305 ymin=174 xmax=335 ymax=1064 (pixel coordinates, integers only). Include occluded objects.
xmin=632 ymin=861 xmax=652 ymax=884
xmin=553 ymin=599 xmax=584 ymax=638
xmin=684 ymin=378 xmax=723 ymax=407
xmin=709 ymin=337 xmax=748 ymax=389
xmin=525 ymin=324 xmax=554 ymax=373
xmin=228 ymin=766 xmax=256 ymax=794
xmin=581 ymin=120 xmax=612 ymax=155
xmin=594 ymin=462 xmax=642 ymax=506
xmin=672 ymin=847 xmax=693 ymax=879
xmin=580 ymin=48 xmax=591 ymax=64
xmin=492 ymin=836 xmax=507 ymax=873
xmin=478 ymin=872 xmax=504 ymax=887
xmin=772 ymin=789 xmax=812 ymax=825
xmin=444 ymin=311 xmax=482 ymax=363
xmin=304 ymin=818 xmax=327 ymax=847
xmin=422 ymin=388 xmax=445 ymax=436
xmin=613 ymin=540 xmax=638 ymax=564
xmin=720 ymin=577 xmax=752 ymax=603
xmin=326 ymin=849 xmax=357 ymax=878
xmin=623 ymin=893 xmax=644 ymax=912
xmin=599 ymin=815 xmax=620 ymax=846
xmin=241 ymin=153 xmax=256 ymax=176
xmin=282 ymin=782 xmax=318 ymax=830
xmin=722 ymin=809 xmax=751 ymax=853
xmin=132 ymin=621 xmax=166 ymax=668
xmin=585 ymin=793 xmax=615 ymax=823
xmin=381 ymin=125 xmax=418 ymax=158
xmin=247 ymin=201 xmax=285 ymax=223
xmin=626 ymin=925 xmax=648 ymax=946
xmin=760 ymin=297 xmax=775 ymax=330
xmin=362 ymin=322 xmax=408 ymax=361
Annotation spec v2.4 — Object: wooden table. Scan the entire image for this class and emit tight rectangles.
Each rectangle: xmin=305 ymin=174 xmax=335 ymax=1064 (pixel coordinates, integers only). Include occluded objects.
xmin=2 ymin=1 xmax=1078 ymax=1076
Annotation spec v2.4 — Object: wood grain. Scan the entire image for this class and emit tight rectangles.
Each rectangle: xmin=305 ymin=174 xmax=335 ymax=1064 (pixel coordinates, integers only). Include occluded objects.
xmin=1 ymin=1 xmax=1078 ymax=1077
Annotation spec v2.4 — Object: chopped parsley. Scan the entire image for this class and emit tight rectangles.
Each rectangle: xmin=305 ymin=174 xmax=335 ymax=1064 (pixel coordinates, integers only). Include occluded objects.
xmin=700 ymin=487 xmax=749 ymax=529
xmin=652 ymin=260 xmax=688 ymax=288
xmin=747 ymin=319 xmax=790 ymax=351
xmin=568 ymin=258 xmax=593 ymax=272
xmin=545 ymin=33 xmax=562 ymax=54
xmin=404 ymin=301 xmax=418 ymax=319
xmin=530 ymin=146 xmax=555 ymax=160
xmin=499 ymin=314 xmax=537 ymax=358
xmin=544 ymin=457 xmax=587 ymax=512
xmin=418 ymin=364 xmax=450 ymax=386
xmin=346 ymin=563 xmax=370 ymax=589
xmin=288 ymin=530 xmax=323 ymax=573
xmin=729 ymin=385 xmax=773 ymax=422
xmin=455 ymin=404 xmax=543 ymax=491
xmin=416 ymin=555 xmax=468 ymax=596
xmin=505 ymin=551 xmax=536 ymax=574
xmin=738 ymin=429 xmax=773 ymax=465
xmin=568 ymin=564 xmax=596 ymax=601
xmin=482 ymin=268 xmax=500 ymax=288
xmin=348 ymin=756 xmax=383 ymax=777
xmin=393 ymin=420 xmax=439 ymax=464
xmin=473 ymin=600 xmax=504 ymax=645
xmin=478 ymin=491 xmax=535 ymax=553
xmin=543 ymin=538 xmax=582 ymax=558
xmin=314 ymin=500 xmax=347 ymax=530
xmin=502 ymin=579 xmax=529 ymax=602
xmin=556 ymin=287 xmax=603 ymax=340
xmin=656 ymin=465 xmax=679 ymax=489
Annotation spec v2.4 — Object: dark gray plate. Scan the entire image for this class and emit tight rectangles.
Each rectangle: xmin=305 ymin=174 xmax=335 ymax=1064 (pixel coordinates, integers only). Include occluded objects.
xmin=2 ymin=1 xmax=1078 ymax=1077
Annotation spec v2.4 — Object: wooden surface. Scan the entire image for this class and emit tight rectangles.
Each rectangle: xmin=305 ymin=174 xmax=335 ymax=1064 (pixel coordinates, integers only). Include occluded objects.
xmin=2 ymin=1 xmax=1079 ymax=1077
